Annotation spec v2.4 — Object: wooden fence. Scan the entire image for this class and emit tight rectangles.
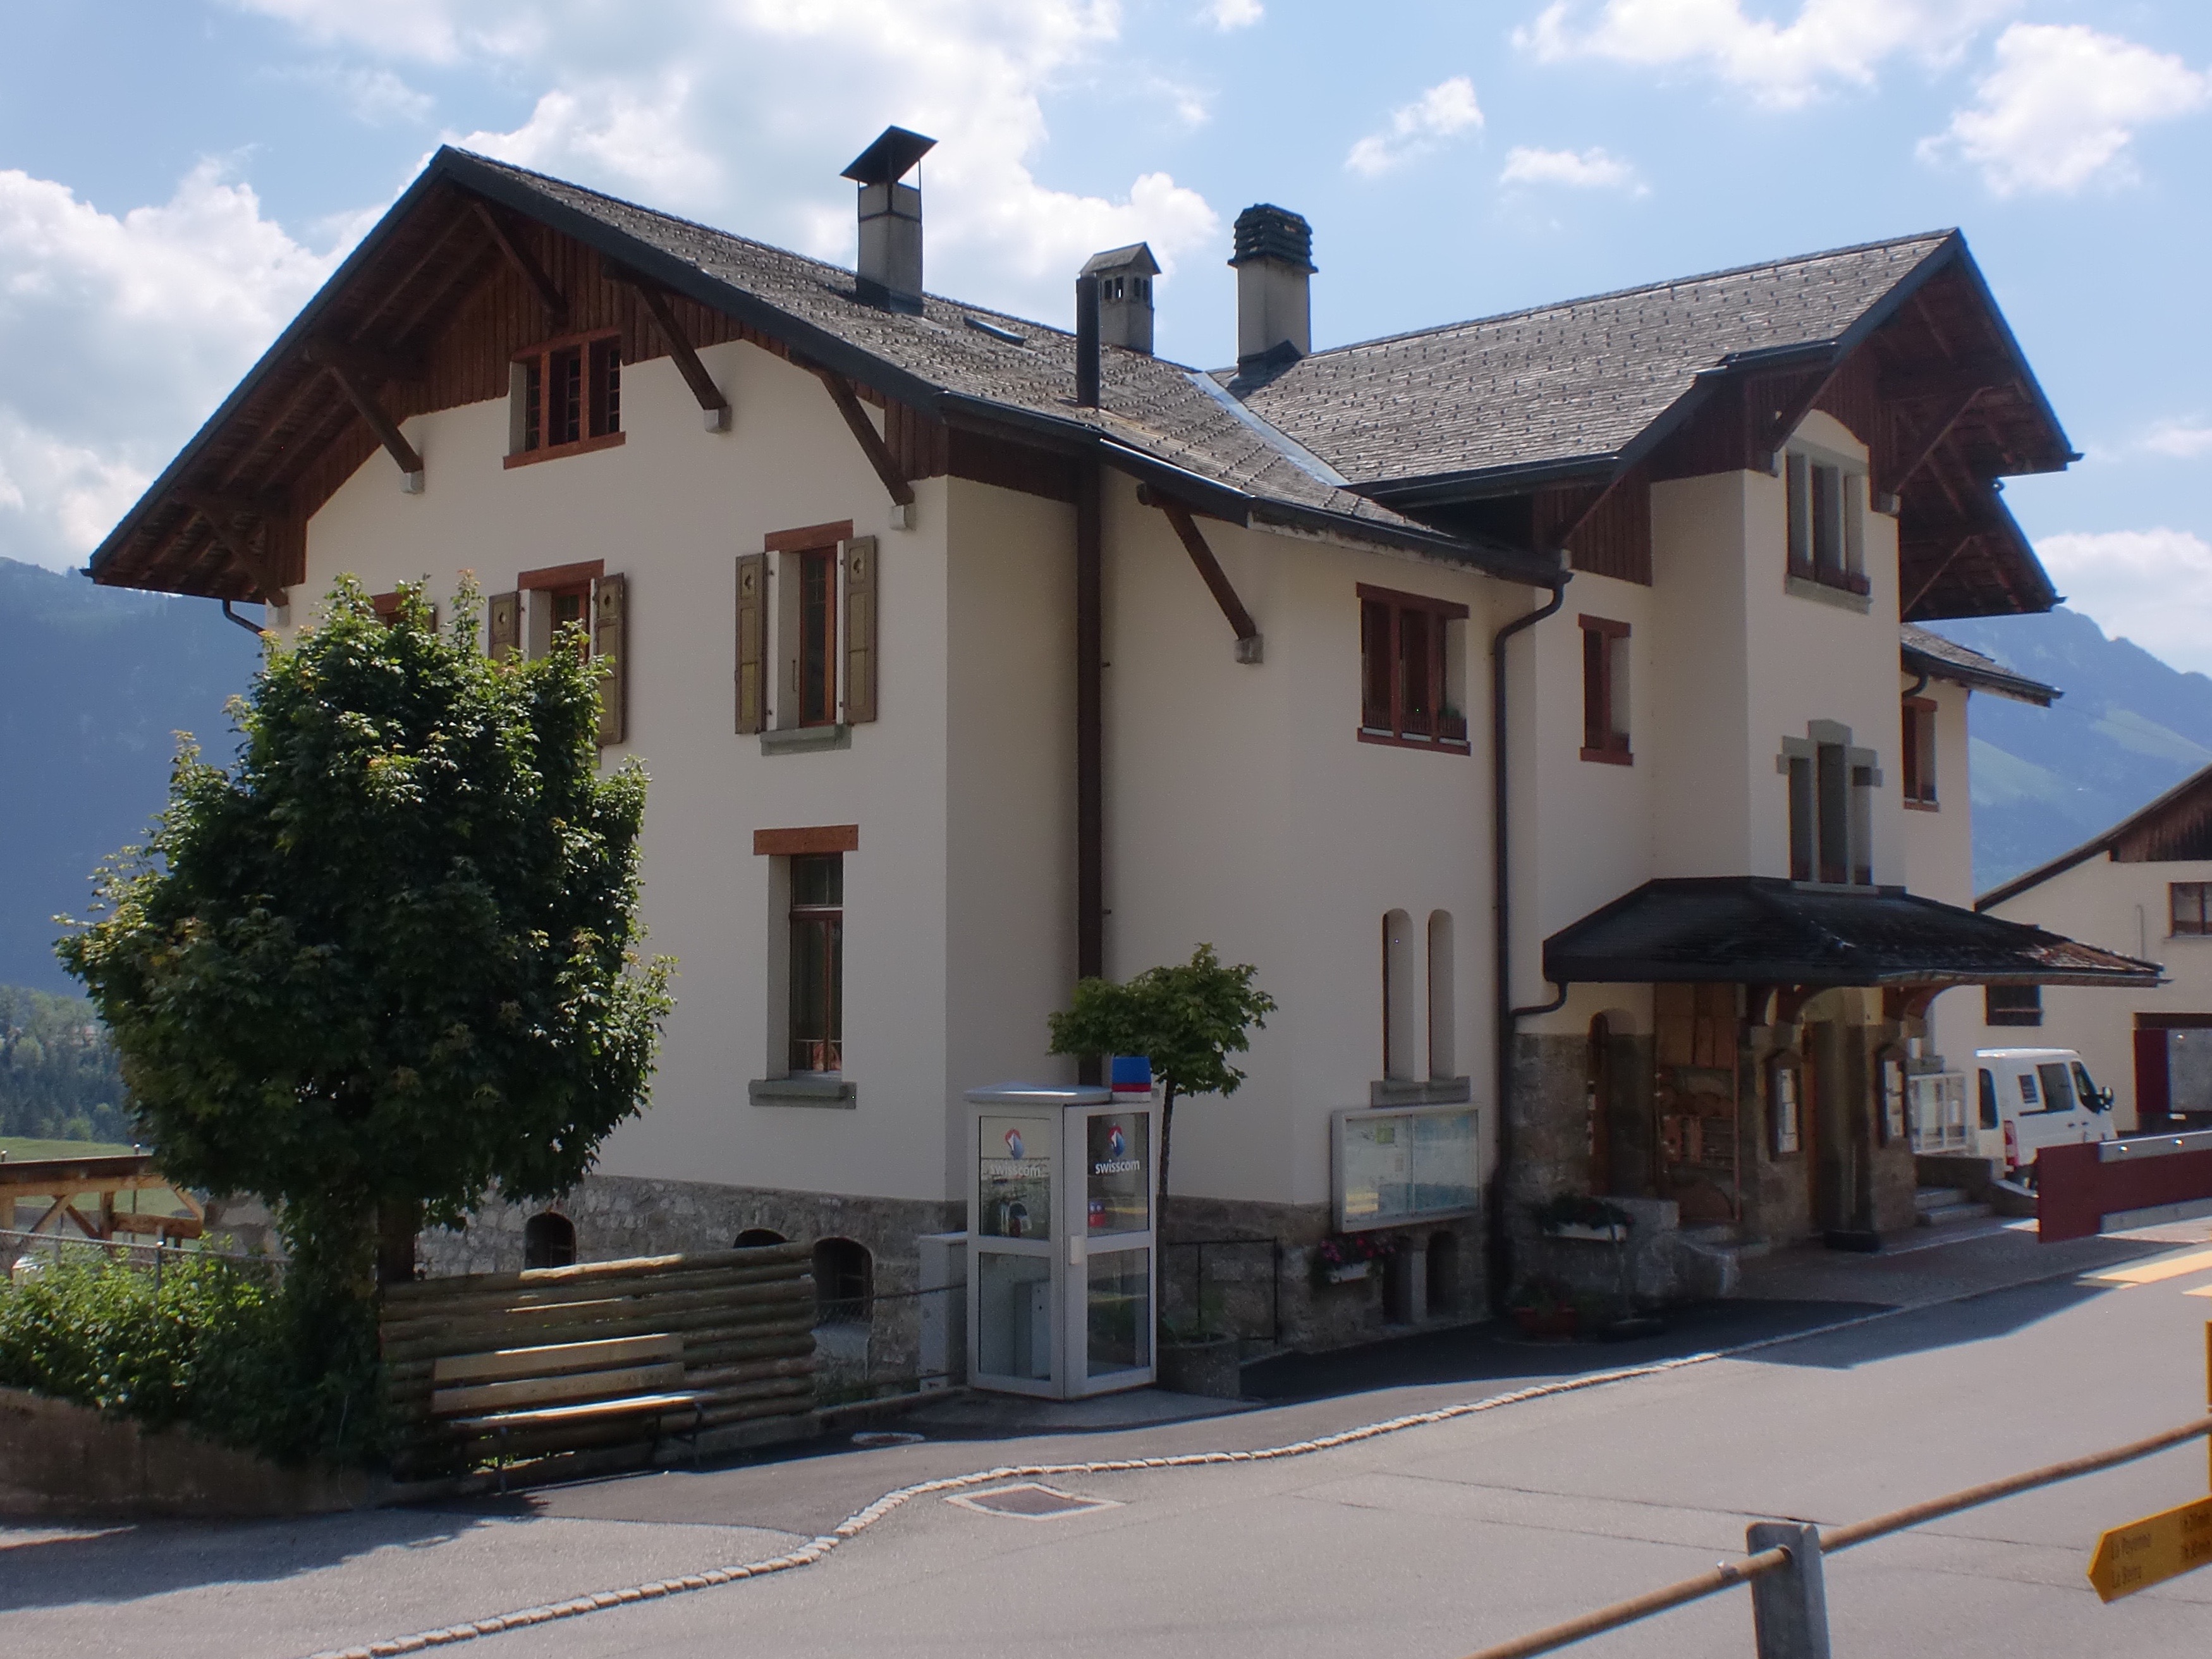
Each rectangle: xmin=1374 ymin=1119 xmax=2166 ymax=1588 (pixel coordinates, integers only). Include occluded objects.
xmin=381 ymin=1242 xmax=817 ymax=1476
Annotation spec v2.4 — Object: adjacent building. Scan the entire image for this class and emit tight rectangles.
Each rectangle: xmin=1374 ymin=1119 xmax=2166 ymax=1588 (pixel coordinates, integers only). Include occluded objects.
xmin=86 ymin=132 xmax=2154 ymax=1349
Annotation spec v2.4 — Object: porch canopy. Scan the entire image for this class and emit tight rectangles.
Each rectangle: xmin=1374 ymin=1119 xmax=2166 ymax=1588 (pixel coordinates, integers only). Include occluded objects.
xmin=1544 ymin=876 xmax=2161 ymax=989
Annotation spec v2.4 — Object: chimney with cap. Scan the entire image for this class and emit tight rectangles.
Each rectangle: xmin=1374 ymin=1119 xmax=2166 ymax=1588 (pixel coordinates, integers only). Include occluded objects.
xmin=843 ymin=125 xmax=938 ymax=313
xmin=1228 ymin=204 xmax=1314 ymax=372
xmin=1079 ymin=243 xmax=1161 ymax=355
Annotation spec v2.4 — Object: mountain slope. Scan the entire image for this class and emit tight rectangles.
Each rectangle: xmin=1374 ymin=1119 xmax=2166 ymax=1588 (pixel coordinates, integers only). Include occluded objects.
xmin=1928 ymin=608 xmax=2212 ymax=893
xmin=0 ymin=558 xmax=259 ymax=991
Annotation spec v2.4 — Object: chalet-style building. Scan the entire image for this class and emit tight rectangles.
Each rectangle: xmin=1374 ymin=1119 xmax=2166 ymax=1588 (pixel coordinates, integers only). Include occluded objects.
xmin=88 ymin=130 xmax=2156 ymax=1350
xmin=1981 ymin=765 xmax=2212 ymax=1133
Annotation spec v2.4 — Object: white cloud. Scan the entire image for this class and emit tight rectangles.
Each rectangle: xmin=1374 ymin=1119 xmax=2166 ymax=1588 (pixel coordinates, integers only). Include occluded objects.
xmin=2142 ymin=420 xmax=2212 ymax=460
xmin=236 ymin=0 xmax=1220 ymax=309
xmin=1517 ymin=0 xmax=2017 ymax=108
xmin=2036 ymin=529 xmax=2212 ymax=675
xmin=1201 ymin=0 xmax=1262 ymax=29
xmin=0 ymin=162 xmax=345 ymax=571
xmin=1921 ymin=24 xmax=2210 ymax=195
xmin=1499 ymin=145 xmax=1644 ymax=192
xmin=1346 ymin=77 xmax=1484 ymax=177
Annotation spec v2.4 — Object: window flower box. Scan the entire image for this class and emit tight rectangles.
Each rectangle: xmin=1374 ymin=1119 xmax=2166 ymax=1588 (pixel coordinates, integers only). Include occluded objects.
xmin=1321 ymin=1259 xmax=1371 ymax=1285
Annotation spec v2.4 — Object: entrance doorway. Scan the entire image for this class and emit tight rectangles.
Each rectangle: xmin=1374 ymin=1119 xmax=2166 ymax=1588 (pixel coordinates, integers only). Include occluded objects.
xmin=1803 ymin=1011 xmax=1870 ymax=1234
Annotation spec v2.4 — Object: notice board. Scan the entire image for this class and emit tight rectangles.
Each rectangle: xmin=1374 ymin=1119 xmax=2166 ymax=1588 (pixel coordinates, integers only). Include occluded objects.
xmin=1332 ymin=1103 xmax=1481 ymax=1232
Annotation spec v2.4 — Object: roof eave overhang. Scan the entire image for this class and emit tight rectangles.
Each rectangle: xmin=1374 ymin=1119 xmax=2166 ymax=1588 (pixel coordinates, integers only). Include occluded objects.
xmin=1900 ymin=642 xmax=2058 ymax=706
xmin=1543 ymin=958 xmax=2162 ymax=990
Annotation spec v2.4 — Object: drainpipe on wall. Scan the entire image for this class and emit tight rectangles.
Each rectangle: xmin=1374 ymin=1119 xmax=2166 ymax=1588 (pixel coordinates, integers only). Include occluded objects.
xmin=1074 ymin=456 xmax=1105 ymax=1085
xmin=1488 ymin=570 xmax=1570 ymax=1309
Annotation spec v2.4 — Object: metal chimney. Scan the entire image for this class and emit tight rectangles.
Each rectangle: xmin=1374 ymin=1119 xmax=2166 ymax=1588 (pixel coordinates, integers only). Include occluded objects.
xmin=1079 ymin=243 xmax=1160 ymax=355
xmin=1075 ymin=274 xmax=1101 ymax=407
xmin=842 ymin=125 xmax=937 ymax=314
xmin=1228 ymin=204 xmax=1314 ymax=371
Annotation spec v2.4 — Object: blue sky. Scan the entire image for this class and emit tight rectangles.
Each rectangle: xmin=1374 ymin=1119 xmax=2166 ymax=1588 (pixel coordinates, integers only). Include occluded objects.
xmin=3 ymin=1 xmax=2209 ymax=665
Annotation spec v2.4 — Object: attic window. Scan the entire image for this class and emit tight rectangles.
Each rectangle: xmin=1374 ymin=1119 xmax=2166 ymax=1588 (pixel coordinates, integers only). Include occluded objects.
xmin=507 ymin=331 xmax=624 ymax=467
xmin=1785 ymin=448 xmax=1867 ymax=599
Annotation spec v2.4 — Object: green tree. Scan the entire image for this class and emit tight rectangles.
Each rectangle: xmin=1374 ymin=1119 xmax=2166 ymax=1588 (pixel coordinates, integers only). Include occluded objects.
xmin=1047 ymin=944 xmax=1275 ymax=1229
xmin=58 ymin=576 xmax=672 ymax=1303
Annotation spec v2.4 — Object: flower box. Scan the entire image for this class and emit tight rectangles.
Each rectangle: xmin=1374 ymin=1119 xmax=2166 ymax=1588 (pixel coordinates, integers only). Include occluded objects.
xmin=1545 ymin=1221 xmax=1628 ymax=1244
xmin=1322 ymin=1259 xmax=1371 ymax=1284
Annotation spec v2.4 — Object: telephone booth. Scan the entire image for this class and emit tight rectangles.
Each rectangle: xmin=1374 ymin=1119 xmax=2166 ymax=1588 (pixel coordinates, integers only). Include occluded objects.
xmin=965 ymin=1070 xmax=1160 ymax=1398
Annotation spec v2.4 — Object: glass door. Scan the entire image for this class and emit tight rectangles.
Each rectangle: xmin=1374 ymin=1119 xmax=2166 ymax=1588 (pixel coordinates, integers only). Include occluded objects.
xmin=1068 ymin=1103 xmax=1156 ymax=1394
xmin=972 ymin=1111 xmax=1058 ymax=1395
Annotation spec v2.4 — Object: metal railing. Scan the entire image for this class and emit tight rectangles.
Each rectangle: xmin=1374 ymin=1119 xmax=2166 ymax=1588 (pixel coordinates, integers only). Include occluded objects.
xmin=1462 ymin=1416 xmax=2212 ymax=1658
xmin=1 ymin=1225 xmax=283 ymax=1292
xmin=812 ymin=1281 xmax=963 ymax=1405
xmin=1162 ymin=1235 xmax=1281 ymax=1350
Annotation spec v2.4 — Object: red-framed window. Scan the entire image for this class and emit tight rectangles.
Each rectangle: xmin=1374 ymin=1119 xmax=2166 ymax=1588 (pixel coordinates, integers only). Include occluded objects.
xmin=507 ymin=331 xmax=623 ymax=468
xmin=1579 ymin=615 xmax=1630 ymax=765
xmin=1359 ymin=584 xmax=1469 ymax=751
xmin=1901 ymin=696 xmax=1938 ymax=808
xmin=788 ymin=853 xmax=844 ymax=1074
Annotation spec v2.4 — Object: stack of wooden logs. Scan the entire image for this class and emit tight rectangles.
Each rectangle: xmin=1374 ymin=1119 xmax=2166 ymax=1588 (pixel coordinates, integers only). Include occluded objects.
xmin=381 ymin=1242 xmax=817 ymax=1474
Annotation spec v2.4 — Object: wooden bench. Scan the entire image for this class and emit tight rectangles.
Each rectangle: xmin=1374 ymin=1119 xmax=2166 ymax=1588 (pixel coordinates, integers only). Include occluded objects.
xmin=429 ymin=1333 xmax=708 ymax=1483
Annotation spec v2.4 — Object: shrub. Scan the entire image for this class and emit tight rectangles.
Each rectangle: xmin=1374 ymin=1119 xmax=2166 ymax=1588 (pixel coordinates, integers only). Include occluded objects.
xmin=0 ymin=1252 xmax=382 ymax=1467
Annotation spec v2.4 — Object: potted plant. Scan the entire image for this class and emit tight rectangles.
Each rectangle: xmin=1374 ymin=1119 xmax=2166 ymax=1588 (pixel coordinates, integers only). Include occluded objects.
xmin=1506 ymin=1275 xmax=1579 ymax=1340
xmin=1157 ymin=1296 xmax=1240 ymax=1399
xmin=1312 ymin=1230 xmax=1393 ymax=1287
xmin=1533 ymin=1193 xmax=1634 ymax=1244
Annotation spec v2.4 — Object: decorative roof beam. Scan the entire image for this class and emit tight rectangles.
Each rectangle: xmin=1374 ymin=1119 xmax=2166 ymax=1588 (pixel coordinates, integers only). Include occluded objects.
xmin=173 ymin=487 xmax=291 ymax=602
xmin=472 ymin=199 xmax=567 ymax=327
xmin=303 ymin=340 xmax=424 ymax=491
xmin=802 ymin=358 xmax=915 ymax=516
xmin=1140 ymin=485 xmax=1262 ymax=664
xmin=1902 ymin=530 xmax=1981 ymax=617
xmin=1890 ymin=387 xmax=1982 ymax=496
xmin=614 ymin=269 xmax=731 ymax=430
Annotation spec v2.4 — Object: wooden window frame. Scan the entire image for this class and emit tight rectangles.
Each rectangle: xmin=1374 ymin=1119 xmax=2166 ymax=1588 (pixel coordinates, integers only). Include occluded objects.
xmin=1578 ymin=615 xmax=1632 ymax=766
xmin=1785 ymin=449 xmax=1870 ymax=598
xmin=2171 ymin=881 xmax=2212 ymax=938
xmin=1901 ymin=696 xmax=1939 ymax=810
xmin=505 ymin=328 xmax=625 ymax=469
xmin=795 ymin=545 xmax=840 ymax=727
xmin=1357 ymin=583 xmax=1470 ymax=754
xmin=786 ymin=852 xmax=844 ymax=1076
xmin=1985 ymin=984 xmax=2043 ymax=1027
xmin=517 ymin=559 xmax=604 ymax=659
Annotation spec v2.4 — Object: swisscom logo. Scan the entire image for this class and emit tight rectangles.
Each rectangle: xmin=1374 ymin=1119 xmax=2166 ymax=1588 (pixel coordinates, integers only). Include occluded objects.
xmin=1003 ymin=1128 xmax=1024 ymax=1159
xmin=1105 ymin=1123 xmax=1127 ymax=1159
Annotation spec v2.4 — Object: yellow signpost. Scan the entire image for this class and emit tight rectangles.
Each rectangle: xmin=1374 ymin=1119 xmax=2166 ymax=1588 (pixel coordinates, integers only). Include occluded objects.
xmin=2088 ymin=1495 xmax=2212 ymax=1602
xmin=2089 ymin=1321 xmax=2212 ymax=1603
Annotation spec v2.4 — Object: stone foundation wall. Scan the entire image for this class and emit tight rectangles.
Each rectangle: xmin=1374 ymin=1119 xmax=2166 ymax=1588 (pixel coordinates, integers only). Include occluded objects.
xmin=1161 ymin=1194 xmax=1489 ymax=1353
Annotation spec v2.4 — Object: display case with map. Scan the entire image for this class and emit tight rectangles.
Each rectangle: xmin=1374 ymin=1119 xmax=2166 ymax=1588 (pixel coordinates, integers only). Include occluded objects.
xmin=1331 ymin=1103 xmax=1481 ymax=1232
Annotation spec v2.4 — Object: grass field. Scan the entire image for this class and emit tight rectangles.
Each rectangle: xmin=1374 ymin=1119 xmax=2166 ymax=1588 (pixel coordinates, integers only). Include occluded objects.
xmin=0 ymin=1137 xmax=137 ymax=1161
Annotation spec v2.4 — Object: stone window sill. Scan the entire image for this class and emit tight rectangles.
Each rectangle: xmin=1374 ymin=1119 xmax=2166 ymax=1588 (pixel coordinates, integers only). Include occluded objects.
xmin=762 ymin=724 xmax=851 ymax=755
xmin=1784 ymin=573 xmax=1872 ymax=614
xmin=749 ymin=1077 xmax=857 ymax=1108
xmin=1369 ymin=1076 xmax=1473 ymax=1107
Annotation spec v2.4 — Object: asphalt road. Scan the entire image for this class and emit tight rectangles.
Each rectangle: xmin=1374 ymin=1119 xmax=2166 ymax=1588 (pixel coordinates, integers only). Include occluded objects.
xmin=6 ymin=1225 xmax=2211 ymax=1659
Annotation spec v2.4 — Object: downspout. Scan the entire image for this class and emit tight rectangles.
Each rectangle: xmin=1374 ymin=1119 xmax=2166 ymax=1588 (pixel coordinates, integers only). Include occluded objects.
xmin=1488 ymin=570 xmax=1570 ymax=1308
xmin=1074 ymin=455 xmax=1104 ymax=1084
xmin=220 ymin=599 xmax=265 ymax=635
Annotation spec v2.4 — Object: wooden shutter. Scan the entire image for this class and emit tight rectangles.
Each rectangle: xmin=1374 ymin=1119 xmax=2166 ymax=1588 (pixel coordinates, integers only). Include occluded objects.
xmin=735 ymin=553 xmax=767 ymax=735
xmin=842 ymin=535 xmax=877 ymax=725
xmin=489 ymin=591 xmax=520 ymax=661
xmin=593 ymin=573 xmax=626 ymax=747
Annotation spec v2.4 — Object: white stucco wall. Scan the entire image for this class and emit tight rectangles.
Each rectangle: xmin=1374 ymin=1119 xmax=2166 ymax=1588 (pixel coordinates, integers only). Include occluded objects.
xmin=1098 ymin=472 xmax=1505 ymax=1209
xmin=293 ymin=339 xmax=958 ymax=1205
xmin=1986 ymin=854 xmax=2212 ymax=1128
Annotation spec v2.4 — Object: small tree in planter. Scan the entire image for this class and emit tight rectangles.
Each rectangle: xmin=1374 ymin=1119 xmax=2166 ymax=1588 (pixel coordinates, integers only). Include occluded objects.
xmin=1047 ymin=944 xmax=1275 ymax=1249
xmin=58 ymin=577 xmax=671 ymax=1460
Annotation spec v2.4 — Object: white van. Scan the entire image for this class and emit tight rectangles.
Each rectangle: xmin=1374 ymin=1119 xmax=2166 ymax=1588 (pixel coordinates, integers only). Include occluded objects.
xmin=1972 ymin=1048 xmax=2117 ymax=1180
